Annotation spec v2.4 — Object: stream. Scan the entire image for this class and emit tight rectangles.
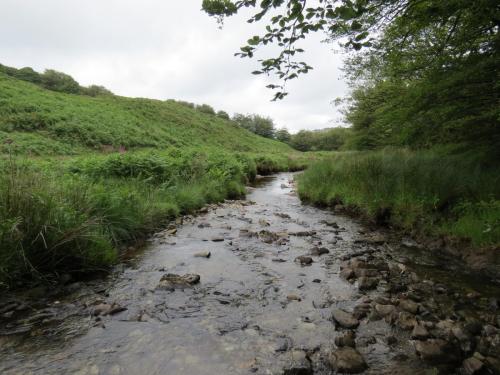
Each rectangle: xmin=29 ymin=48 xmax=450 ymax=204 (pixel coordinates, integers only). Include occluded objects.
xmin=0 ymin=173 xmax=499 ymax=374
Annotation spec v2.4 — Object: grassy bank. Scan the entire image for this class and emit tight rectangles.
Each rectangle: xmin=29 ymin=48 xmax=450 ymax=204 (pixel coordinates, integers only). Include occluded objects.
xmin=297 ymin=149 xmax=500 ymax=247
xmin=0 ymin=148 xmax=314 ymax=286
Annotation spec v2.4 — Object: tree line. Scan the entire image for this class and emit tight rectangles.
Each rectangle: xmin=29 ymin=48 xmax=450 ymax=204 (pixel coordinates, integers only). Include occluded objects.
xmin=0 ymin=64 xmax=113 ymax=97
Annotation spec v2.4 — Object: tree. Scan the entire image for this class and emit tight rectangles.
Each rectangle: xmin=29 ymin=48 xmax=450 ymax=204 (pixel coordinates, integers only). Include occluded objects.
xmin=41 ymin=69 xmax=81 ymax=94
xmin=196 ymin=104 xmax=216 ymax=115
xmin=232 ymin=113 xmax=276 ymax=139
xmin=275 ymin=128 xmax=291 ymax=143
xmin=216 ymin=110 xmax=230 ymax=120
xmin=83 ymin=85 xmax=113 ymax=97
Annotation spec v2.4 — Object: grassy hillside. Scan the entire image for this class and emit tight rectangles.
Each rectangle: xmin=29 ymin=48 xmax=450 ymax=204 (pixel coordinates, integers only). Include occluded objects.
xmin=0 ymin=72 xmax=293 ymax=156
xmin=0 ymin=71 xmax=311 ymax=286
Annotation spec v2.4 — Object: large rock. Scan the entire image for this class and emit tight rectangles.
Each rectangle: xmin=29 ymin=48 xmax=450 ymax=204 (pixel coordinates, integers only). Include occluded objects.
xmin=282 ymin=350 xmax=312 ymax=375
xmin=462 ymin=356 xmax=484 ymax=375
xmin=157 ymin=273 xmax=200 ymax=290
xmin=335 ymin=330 xmax=356 ymax=348
xmin=414 ymin=339 xmax=459 ymax=364
xmin=358 ymin=277 xmax=379 ymax=291
xmin=329 ymin=347 xmax=367 ymax=373
xmin=411 ymin=324 xmax=430 ymax=340
xmin=374 ymin=304 xmax=396 ymax=317
xmin=399 ymin=299 xmax=419 ymax=314
xmin=340 ymin=268 xmax=355 ymax=280
xmin=295 ymin=256 xmax=313 ymax=265
xmin=332 ymin=309 xmax=360 ymax=329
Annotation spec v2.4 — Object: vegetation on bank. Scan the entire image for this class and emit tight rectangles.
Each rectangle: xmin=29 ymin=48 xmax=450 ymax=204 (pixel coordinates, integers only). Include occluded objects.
xmin=0 ymin=70 xmax=312 ymax=286
xmin=298 ymin=149 xmax=500 ymax=247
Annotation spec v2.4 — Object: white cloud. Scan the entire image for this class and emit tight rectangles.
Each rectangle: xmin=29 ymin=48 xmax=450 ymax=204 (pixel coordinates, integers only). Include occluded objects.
xmin=0 ymin=0 xmax=348 ymax=132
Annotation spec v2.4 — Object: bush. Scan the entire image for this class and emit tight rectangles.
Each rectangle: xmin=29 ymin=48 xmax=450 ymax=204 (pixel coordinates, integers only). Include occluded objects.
xmin=196 ymin=104 xmax=216 ymax=115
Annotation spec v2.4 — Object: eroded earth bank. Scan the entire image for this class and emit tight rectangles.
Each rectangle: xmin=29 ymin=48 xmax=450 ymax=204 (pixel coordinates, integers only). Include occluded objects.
xmin=1 ymin=173 xmax=499 ymax=375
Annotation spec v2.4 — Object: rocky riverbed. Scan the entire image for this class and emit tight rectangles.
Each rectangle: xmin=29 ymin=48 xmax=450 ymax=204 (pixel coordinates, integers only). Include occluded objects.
xmin=0 ymin=173 xmax=499 ymax=374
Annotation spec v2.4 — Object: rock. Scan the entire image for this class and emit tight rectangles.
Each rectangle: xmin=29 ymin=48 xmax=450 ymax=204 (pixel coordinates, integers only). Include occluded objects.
xmin=157 ymin=273 xmax=201 ymax=290
xmin=310 ymin=247 xmax=329 ymax=256
xmin=272 ymin=258 xmax=287 ymax=263
xmin=354 ymin=268 xmax=379 ymax=278
xmin=211 ymin=236 xmax=224 ymax=242
xmin=374 ymin=304 xmax=396 ymax=317
xmin=331 ymin=309 xmax=360 ymax=329
xmin=165 ymin=228 xmax=177 ymax=236
xmin=312 ymin=279 xmax=321 ymax=283
xmin=399 ymin=299 xmax=419 ymax=314
xmin=259 ymin=218 xmax=270 ymax=226
xmin=275 ymin=212 xmax=291 ymax=219
xmin=197 ymin=222 xmax=211 ymax=228
xmin=357 ymin=336 xmax=376 ymax=347
xmin=386 ymin=335 xmax=397 ymax=345
xmin=335 ymin=330 xmax=356 ymax=348
xmin=340 ymin=268 xmax=355 ymax=280
xmin=283 ymin=350 xmax=312 ymax=375
xmin=105 ymin=304 xmax=127 ymax=316
xmin=411 ymin=324 xmax=431 ymax=340
xmin=290 ymin=231 xmax=316 ymax=237
xmin=462 ymin=356 xmax=484 ymax=374
xmin=353 ymin=303 xmax=371 ymax=320
xmin=414 ymin=339 xmax=458 ymax=364
xmin=287 ymin=294 xmax=302 ymax=302
xmin=358 ymin=277 xmax=379 ymax=291
xmin=295 ymin=256 xmax=313 ymax=266
xmin=329 ymin=347 xmax=367 ymax=373
xmin=93 ymin=303 xmax=112 ymax=316
xmin=193 ymin=251 xmax=211 ymax=258
xmin=397 ymin=312 xmax=416 ymax=330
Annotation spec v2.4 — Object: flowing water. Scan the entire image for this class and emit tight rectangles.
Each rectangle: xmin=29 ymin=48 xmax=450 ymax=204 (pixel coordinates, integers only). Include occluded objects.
xmin=0 ymin=173 xmax=498 ymax=375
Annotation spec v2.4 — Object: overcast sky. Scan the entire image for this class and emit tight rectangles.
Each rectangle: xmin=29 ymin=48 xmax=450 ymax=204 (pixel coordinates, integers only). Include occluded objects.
xmin=0 ymin=0 xmax=348 ymax=132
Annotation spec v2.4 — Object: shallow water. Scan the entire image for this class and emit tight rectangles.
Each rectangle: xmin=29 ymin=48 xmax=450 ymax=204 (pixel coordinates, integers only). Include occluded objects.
xmin=0 ymin=173 xmax=497 ymax=374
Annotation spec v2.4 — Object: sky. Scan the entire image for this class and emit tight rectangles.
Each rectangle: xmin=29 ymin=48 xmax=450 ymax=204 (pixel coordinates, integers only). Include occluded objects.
xmin=0 ymin=0 xmax=349 ymax=133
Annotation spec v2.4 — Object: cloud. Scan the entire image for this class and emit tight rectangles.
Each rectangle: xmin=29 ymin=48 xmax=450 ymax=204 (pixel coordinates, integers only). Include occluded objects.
xmin=0 ymin=0 xmax=348 ymax=132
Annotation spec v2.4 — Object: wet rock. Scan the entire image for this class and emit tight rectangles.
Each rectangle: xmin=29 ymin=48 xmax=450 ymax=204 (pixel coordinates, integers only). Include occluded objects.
xmin=281 ymin=184 xmax=288 ymax=189
xmin=211 ymin=236 xmax=224 ymax=242
xmin=353 ymin=303 xmax=371 ymax=320
xmin=386 ymin=335 xmax=397 ymax=345
xmin=290 ymin=231 xmax=316 ymax=237
xmin=374 ymin=304 xmax=396 ymax=318
xmin=355 ymin=233 xmax=386 ymax=245
xmin=282 ymin=350 xmax=312 ymax=375
xmin=193 ymin=251 xmax=211 ymax=258
xmin=462 ymin=356 xmax=484 ymax=374
xmin=413 ymin=339 xmax=459 ymax=364
xmin=310 ymin=247 xmax=329 ymax=256
xmin=165 ymin=228 xmax=177 ymax=236
xmin=157 ymin=273 xmax=200 ymax=290
xmin=259 ymin=218 xmax=270 ymax=226
xmin=358 ymin=277 xmax=379 ymax=291
xmin=335 ymin=330 xmax=356 ymax=348
xmin=397 ymin=312 xmax=417 ymax=330
xmin=275 ymin=212 xmax=291 ymax=219
xmin=93 ymin=303 xmax=112 ymax=316
xmin=411 ymin=324 xmax=431 ymax=340
xmin=340 ymin=268 xmax=355 ymax=281
xmin=399 ymin=299 xmax=419 ymax=314
xmin=272 ymin=258 xmax=287 ymax=263
xmin=105 ymin=304 xmax=127 ymax=316
xmin=328 ymin=347 xmax=367 ymax=373
xmin=259 ymin=230 xmax=279 ymax=244
xmin=295 ymin=256 xmax=313 ymax=266
xmin=287 ymin=294 xmax=302 ymax=302
xmin=197 ymin=222 xmax=211 ymax=228
xmin=312 ymin=279 xmax=321 ymax=283
xmin=331 ymin=309 xmax=360 ymax=329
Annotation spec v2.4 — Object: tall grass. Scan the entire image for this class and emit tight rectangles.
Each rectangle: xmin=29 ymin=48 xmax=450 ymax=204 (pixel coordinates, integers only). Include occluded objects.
xmin=297 ymin=149 xmax=500 ymax=246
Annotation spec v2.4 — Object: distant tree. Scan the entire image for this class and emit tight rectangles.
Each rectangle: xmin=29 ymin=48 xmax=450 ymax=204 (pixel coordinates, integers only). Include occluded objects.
xmin=176 ymin=100 xmax=195 ymax=109
xmin=216 ymin=110 xmax=230 ymax=120
xmin=289 ymin=127 xmax=353 ymax=151
xmin=232 ymin=113 xmax=276 ymax=139
xmin=83 ymin=85 xmax=113 ymax=97
xmin=41 ymin=69 xmax=81 ymax=94
xmin=16 ymin=67 xmax=42 ymax=84
xmin=275 ymin=128 xmax=291 ymax=143
xmin=197 ymin=104 xmax=216 ymax=115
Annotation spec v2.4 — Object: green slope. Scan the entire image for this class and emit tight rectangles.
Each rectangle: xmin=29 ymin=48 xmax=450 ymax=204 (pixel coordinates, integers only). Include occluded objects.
xmin=0 ymin=71 xmax=293 ymax=156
